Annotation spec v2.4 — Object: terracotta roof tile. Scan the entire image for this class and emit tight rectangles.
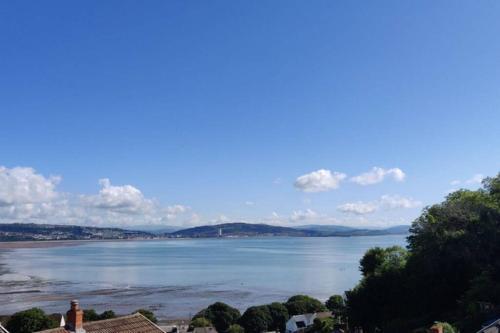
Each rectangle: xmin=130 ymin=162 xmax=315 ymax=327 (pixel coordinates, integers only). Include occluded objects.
xmin=36 ymin=313 xmax=165 ymax=333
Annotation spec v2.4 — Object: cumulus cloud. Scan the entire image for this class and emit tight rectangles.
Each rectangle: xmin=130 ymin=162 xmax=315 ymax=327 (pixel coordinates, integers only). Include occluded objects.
xmin=350 ymin=167 xmax=406 ymax=185
xmin=84 ymin=178 xmax=154 ymax=214
xmin=0 ymin=166 xmax=60 ymax=206
xmin=449 ymin=174 xmax=485 ymax=187
xmin=465 ymin=174 xmax=485 ymax=184
xmin=338 ymin=195 xmax=421 ymax=215
xmin=379 ymin=195 xmax=421 ymax=209
xmin=290 ymin=209 xmax=319 ymax=221
xmin=0 ymin=166 xmax=195 ymax=227
xmin=337 ymin=202 xmax=378 ymax=215
xmin=294 ymin=169 xmax=347 ymax=192
xmin=0 ymin=166 xmax=63 ymax=220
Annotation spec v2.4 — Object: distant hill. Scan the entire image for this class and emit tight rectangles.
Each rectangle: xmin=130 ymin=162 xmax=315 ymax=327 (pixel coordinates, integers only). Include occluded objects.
xmin=296 ymin=224 xmax=359 ymax=233
xmin=0 ymin=223 xmax=155 ymax=242
xmin=0 ymin=222 xmax=410 ymax=242
xmin=168 ymin=223 xmax=319 ymax=238
xmin=168 ymin=223 xmax=410 ymax=238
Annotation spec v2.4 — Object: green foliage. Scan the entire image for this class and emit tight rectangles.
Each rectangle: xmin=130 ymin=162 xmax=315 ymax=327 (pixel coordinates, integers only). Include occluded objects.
xmin=284 ymin=295 xmax=327 ymax=316
xmin=134 ymin=309 xmax=158 ymax=323
xmin=83 ymin=309 xmax=100 ymax=322
xmin=194 ymin=302 xmax=241 ymax=333
xmin=6 ymin=308 xmax=58 ymax=333
xmin=238 ymin=306 xmax=272 ymax=333
xmin=325 ymin=295 xmax=345 ymax=316
xmin=190 ymin=317 xmax=213 ymax=329
xmin=359 ymin=246 xmax=408 ymax=277
xmin=312 ymin=318 xmax=335 ymax=333
xmin=435 ymin=322 xmax=457 ymax=333
xmin=83 ymin=309 xmax=118 ymax=322
xmin=346 ymin=173 xmax=500 ymax=332
xmin=266 ymin=302 xmax=289 ymax=332
xmin=227 ymin=324 xmax=245 ymax=333
xmin=98 ymin=310 xmax=116 ymax=320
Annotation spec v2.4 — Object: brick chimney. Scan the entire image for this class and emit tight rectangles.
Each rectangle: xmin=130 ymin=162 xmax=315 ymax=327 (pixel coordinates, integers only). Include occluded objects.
xmin=66 ymin=300 xmax=86 ymax=333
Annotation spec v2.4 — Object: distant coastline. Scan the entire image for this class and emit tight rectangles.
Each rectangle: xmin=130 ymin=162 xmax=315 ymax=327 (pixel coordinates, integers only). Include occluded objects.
xmin=0 ymin=222 xmax=410 ymax=244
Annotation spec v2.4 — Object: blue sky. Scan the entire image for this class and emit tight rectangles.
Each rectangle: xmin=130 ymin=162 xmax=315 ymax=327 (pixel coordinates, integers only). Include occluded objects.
xmin=1 ymin=1 xmax=499 ymax=228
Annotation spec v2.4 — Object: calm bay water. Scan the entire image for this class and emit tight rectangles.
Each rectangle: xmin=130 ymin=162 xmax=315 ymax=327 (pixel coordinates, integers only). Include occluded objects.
xmin=0 ymin=236 xmax=406 ymax=318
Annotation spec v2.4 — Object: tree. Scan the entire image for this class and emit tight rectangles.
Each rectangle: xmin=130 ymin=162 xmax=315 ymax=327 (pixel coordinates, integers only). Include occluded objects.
xmin=266 ymin=302 xmax=289 ymax=332
xmin=238 ymin=306 xmax=272 ymax=333
xmin=284 ymin=295 xmax=327 ymax=316
xmin=99 ymin=310 xmax=116 ymax=320
xmin=311 ymin=318 xmax=335 ymax=333
xmin=83 ymin=309 xmax=100 ymax=322
xmin=6 ymin=308 xmax=58 ymax=333
xmin=227 ymin=324 xmax=245 ymax=333
xmin=134 ymin=309 xmax=158 ymax=323
xmin=194 ymin=302 xmax=241 ymax=333
xmin=346 ymin=173 xmax=500 ymax=332
xmin=190 ymin=317 xmax=213 ymax=329
xmin=325 ymin=295 xmax=345 ymax=316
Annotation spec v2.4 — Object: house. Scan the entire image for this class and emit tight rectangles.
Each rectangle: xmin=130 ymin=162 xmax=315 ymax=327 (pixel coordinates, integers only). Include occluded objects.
xmin=476 ymin=318 xmax=500 ymax=333
xmin=35 ymin=300 xmax=166 ymax=333
xmin=285 ymin=312 xmax=332 ymax=333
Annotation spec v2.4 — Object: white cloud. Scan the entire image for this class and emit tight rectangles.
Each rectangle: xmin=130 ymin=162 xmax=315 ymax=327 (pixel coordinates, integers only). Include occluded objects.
xmin=380 ymin=195 xmax=422 ymax=209
xmin=449 ymin=174 xmax=484 ymax=187
xmin=165 ymin=204 xmax=190 ymax=220
xmin=0 ymin=166 xmax=60 ymax=206
xmin=294 ymin=169 xmax=347 ymax=192
xmin=338 ymin=195 xmax=421 ymax=215
xmin=465 ymin=174 xmax=484 ymax=184
xmin=337 ymin=202 xmax=378 ymax=215
xmin=245 ymin=201 xmax=255 ymax=206
xmin=84 ymin=178 xmax=154 ymax=214
xmin=290 ymin=209 xmax=319 ymax=221
xmin=350 ymin=167 xmax=406 ymax=185
xmin=0 ymin=166 xmax=196 ymax=227
xmin=0 ymin=166 xmax=63 ymax=220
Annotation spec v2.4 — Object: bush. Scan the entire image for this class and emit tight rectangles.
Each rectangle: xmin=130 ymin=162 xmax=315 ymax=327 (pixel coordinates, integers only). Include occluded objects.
xmin=99 ymin=310 xmax=116 ymax=320
xmin=284 ymin=295 xmax=327 ymax=316
xmin=238 ymin=306 xmax=272 ymax=333
xmin=190 ymin=317 xmax=213 ymax=329
xmin=83 ymin=309 xmax=100 ymax=322
xmin=134 ymin=309 xmax=158 ymax=323
xmin=194 ymin=302 xmax=241 ymax=333
xmin=6 ymin=308 xmax=58 ymax=333
xmin=266 ymin=303 xmax=289 ymax=332
xmin=227 ymin=324 xmax=245 ymax=333
xmin=325 ymin=295 xmax=345 ymax=316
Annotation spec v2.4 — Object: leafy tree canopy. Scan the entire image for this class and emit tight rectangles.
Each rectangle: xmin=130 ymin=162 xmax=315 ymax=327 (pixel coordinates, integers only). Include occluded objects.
xmin=226 ymin=324 xmax=245 ymax=333
xmin=284 ymin=295 xmax=327 ymax=316
xmin=325 ymin=295 xmax=345 ymax=315
xmin=134 ymin=309 xmax=158 ymax=323
xmin=346 ymin=173 xmax=500 ymax=332
xmin=238 ymin=306 xmax=272 ymax=333
xmin=194 ymin=302 xmax=241 ymax=333
xmin=190 ymin=317 xmax=213 ymax=329
xmin=266 ymin=302 xmax=289 ymax=332
xmin=6 ymin=308 xmax=58 ymax=333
